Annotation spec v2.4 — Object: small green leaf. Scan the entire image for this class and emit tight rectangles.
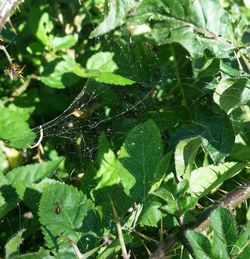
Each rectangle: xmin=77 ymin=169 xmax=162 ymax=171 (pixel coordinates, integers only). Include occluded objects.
xmin=96 ymin=72 xmax=135 ymax=85
xmin=86 ymin=52 xmax=118 ymax=72
xmin=232 ymin=221 xmax=250 ymax=257
xmin=38 ymin=182 xmax=93 ymax=250
xmin=29 ymin=11 xmax=53 ymax=46
xmin=5 ymin=229 xmax=25 ymax=258
xmin=90 ymin=0 xmax=139 ymax=38
xmin=185 ymin=230 xmax=211 ymax=259
xmin=6 ymin=159 xmax=63 ymax=199
xmin=175 ymin=137 xmax=202 ymax=179
xmin=94 ymin=149 xmax=120 ymax=190
xmin=118 ymin=120 xmax=163 ymax=201
xmin=52 ymin=34 xmax=78 ymax=51
xmin=189 ymin=162 xmax=245 ymax=197
xmin=197 ymin=58 xmax=220 ymax=78
xmin=40 ymin=56 xmax=80 ymax=88
xmin=153 ymin=180 xmax=197 ymax=216
xmin=138 ymin=200 xmax=162 ymax=227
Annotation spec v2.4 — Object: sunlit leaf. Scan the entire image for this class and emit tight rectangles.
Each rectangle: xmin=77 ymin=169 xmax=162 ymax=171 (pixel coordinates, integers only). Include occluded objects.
xmin=90 ymin=0 xmax=140 ymax=38
xmin=39 ymin=182 xmax=93 ymax=250
xmin=189 ymin=162 xmax=245 ymax=197
xmin=6 ymin=159 xmax=63 ymax=199
xmin=0 ymin=108 xmax=35 ymax=148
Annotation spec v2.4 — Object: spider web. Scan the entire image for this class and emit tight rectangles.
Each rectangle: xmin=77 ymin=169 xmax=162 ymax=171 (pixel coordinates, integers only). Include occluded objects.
xmin=1 ymin=1 xmax=249 ymax=257
xmin=1 ymin=0 xmax=241 ymax=174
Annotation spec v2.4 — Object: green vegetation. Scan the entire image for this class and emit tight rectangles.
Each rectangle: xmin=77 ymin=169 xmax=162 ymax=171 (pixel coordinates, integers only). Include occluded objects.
xmin=0 ymin=0 xmax=250 ymax=258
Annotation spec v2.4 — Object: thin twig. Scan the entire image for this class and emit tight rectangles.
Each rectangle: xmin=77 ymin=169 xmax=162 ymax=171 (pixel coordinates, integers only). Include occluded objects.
xmin=150 ymin=180 xmax=250 ymax=259
xmin=110 ymin=196 xmax=130 ymax=259
xmin=0 ymin=45 xmax=13 ymax=65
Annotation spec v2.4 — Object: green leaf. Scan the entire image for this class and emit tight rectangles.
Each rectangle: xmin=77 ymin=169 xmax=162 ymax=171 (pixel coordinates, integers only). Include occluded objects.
xmin=86 ymin=52 xmax=118 ymax=72
xmin=232 ymin=221 xmax=250 ymax=257
xmin=118 ymin=120 xmax=163 ymax=201
xmin=153 ymin=180 xmax=197 ymax=216
xmin=90 ymin=0 xmax=139 ymax=38
xmin=10 ymin=248 xmax=51 ymax=258
xmin=131 ymin=0 xmax=233 ymax=57
xmin=173 ymin=115 xmax=235 ymax=163
xmin=211 ymin=207 xmax=238 ymax=259
xmin=94 ymin=149 xmax=120 ymax=190
xmin=175 ymin=137 xmax=202 ymax=179
xmin=197 ymin=58 xmax=220 ymax=78
xmin=40 ymin=56 xmax=80 ymax=88
xmin=38 ymin=182 xmax=93 ymax=250
xmin=214 ymin=78 xmax=250 ymax=114
xmin=189 ymin=162 xmax=245 ymax=197
xmin=29 ymin=10 xmax=53 ymax=46
xmin=0 ymin=176 xmax=19 ymax=219
xmin=5 ymin=229 xmax=25 ymax=258
xmin=150 ymin=152 xmax=172 ymax=192
xmin=0 ymin=107 xmax=36 ymax=148
xmin=6 ymin=159 xmax=63 ymax=199
xmin=138 ymin=200 xmax=162 ymax=227
xmin=185 ymin=230 xmax=211 ymax=259
xmin=52 ymin=34 xmax=78 ymax=51
xmin=95 ymin=72 xmax=136 ymax=85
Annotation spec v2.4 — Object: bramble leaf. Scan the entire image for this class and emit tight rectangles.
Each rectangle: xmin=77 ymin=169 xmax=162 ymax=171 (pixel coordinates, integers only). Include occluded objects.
xmin=6 ymin=159 xmax=63 ymax=199
xmin=38 ymin=182 xmax=93 ymax=250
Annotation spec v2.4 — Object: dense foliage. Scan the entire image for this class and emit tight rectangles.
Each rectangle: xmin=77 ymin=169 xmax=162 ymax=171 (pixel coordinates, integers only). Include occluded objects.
xmin=0 ymin=0 xmax=250 ymax=258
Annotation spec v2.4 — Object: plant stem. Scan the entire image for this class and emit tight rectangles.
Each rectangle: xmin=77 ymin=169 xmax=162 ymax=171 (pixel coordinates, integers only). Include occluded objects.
xmin=110 ymin=197 xmax=130 ymax=259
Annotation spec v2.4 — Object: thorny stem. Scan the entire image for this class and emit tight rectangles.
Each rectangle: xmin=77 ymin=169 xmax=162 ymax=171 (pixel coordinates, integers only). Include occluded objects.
xmin=110 ymin=197 xmax=130 ymax=259
xmin=0 ymin=0 xmax=23 ymax=30
xmin=150 ymin=180 xmax=250 ymax=259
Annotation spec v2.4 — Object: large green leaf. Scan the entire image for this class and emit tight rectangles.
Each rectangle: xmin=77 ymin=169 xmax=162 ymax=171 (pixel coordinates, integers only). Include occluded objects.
xmin=118 ymin=120 xmax=163 ymax=201
xmin=214 ymin=78 xmax=250 ymax=114
xmin=38 ymin=182 xmax=93 ymax=250
xmin=189 ymin=162 xmax=245 ymax=197
xmin=211 ymin=208 xmax=238 ymax=259
xmin=173 ymin=115 xmax=235 ymax=163
xmin=130 ymin=0 xmax=233 ymax=57
xmin=6 ymin=159 xmax=63 ymax=199
xmin=0 ymin=107 xmax=35 ymax=148
xmin=90 ymin=0 xmax=140 ymax=38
